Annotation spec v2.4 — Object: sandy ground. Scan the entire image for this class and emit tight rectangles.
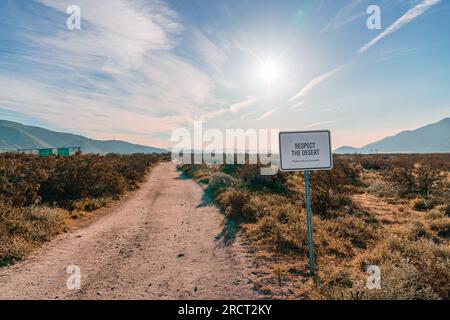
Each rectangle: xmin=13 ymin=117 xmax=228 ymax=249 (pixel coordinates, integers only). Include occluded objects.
xmin=0 ymin=163 xmax=259 ymax=300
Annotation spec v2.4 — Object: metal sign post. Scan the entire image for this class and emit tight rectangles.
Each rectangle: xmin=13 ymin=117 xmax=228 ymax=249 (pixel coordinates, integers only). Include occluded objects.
xmin=279 ymin=130 xmax=333 ymax=277
xmin=304 ymin=170 xmax=316 ymax=276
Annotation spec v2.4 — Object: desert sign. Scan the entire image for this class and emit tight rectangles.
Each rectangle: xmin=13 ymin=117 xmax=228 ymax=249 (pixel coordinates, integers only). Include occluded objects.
xmin=279 ymin=130 xmax=333 ymax=171
xmin=278 ymin=130 xmax=333 ymax=276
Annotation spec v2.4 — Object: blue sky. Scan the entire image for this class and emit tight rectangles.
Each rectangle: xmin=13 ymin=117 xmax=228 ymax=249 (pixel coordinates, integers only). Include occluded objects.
xmin=0 ymin=0 xmax=449 ymax=148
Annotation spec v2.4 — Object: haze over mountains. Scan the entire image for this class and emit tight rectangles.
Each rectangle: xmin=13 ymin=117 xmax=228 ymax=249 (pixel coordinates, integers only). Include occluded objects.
xmin=335 ymin=118 xmax=450 ymax=154
xmin=1 ymin=118 xmax=449 ymax=155
xmin=0 ymin=120 xmax=166 ymax=154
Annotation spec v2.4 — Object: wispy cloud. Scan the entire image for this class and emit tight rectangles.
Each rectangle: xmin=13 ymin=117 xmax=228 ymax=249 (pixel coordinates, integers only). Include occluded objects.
xmin=305 ymin=120 xmax=337 ymax=129
xmin=288 ymin=66 xmax=343 ymax=103
xmin=359 ymin=0 xmax=442 ymax=54
xmin=0 ymin=0 xmax=235 ymax=147
xmin=198 ymin=96 xmax=260 ymax=122
xmin=0 ymin=74 xmax=188 ymax=145
xmin=229 ymin=97 xmax=259 ymax=113
xmin=377 ymin=46 xmax=417 ymax=61
xmin=321 ymin=0 xmax=365 ymax=33
xmin=36 ymin=0 xmax=183 ymax=72
xmin=290 ymin=101 xmax=305 ymax=110
xmin=255 ymin=107 xmax=279 ymax=121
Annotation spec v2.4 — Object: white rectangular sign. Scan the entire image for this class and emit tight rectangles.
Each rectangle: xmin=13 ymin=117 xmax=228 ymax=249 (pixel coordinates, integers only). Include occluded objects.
xmin=279 ymin=130 xmax=333 ymax=171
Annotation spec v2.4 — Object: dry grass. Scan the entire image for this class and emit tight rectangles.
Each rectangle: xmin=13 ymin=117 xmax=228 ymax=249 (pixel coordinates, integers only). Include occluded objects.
xmin=0 ymin=202 xmax=69 ymax=266
xmin=0 ymin=153 xmax=166 ymax=265
xmin=179 ymin=154 xmax=450 ymax=300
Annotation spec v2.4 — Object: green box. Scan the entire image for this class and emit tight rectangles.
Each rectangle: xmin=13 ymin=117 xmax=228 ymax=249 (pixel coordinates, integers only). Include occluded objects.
xmin=39 ymin=149 xmax=53 ymax=157
xmin=57 ymin=148 xmax=70 ymax=156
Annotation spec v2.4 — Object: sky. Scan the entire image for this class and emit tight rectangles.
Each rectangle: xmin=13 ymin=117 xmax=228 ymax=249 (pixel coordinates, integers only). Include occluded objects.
xmin=0 ymin=0 xmax=449 ymax=149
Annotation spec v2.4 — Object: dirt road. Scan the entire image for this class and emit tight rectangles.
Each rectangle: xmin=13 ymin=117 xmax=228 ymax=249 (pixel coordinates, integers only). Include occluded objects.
xmin=0 ymin=163 xmax=258 ymax=300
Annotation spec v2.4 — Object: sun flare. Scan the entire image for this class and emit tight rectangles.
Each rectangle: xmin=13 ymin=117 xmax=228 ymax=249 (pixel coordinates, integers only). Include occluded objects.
xmin=259 ymin=61 xmax=279 ymax=81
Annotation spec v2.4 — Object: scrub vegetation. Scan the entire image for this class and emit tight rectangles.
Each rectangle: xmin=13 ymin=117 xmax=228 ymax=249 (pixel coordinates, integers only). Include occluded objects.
xmin=179 ymin=154 xmax=450 ymax=300
xmin=0 ymin=153 xmax=167 ymax=266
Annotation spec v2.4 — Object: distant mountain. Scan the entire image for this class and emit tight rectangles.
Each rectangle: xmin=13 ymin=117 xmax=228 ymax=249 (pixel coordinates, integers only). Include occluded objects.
xmin=333 ymin=146 xmax=360 ymax=154
xmin=335 ymin=118 xmax=450 ymax=154
xmin=0 ymin=120 xmax=166 ymax=154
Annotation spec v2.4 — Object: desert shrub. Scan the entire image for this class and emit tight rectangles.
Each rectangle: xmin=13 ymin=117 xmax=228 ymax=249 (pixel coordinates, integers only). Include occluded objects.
xmin=357 ymin=155 xmax=390 ymax=171
xmin=371 ymin=238 xmax=450 ymax=300
xmin=318 ymin=264 xmax=355 ymax=294
xmin=0 ymin=153 xmax=162 ymax=266
xmin=334 ymin=157 xmax=362 ymax=185
xmin=311 ymin=187 xmax=352 ymax=219
xmin=178 ymin=164 xmax=199 ymax=178
xmin=388 ymin=166 xmax=416 ymax=197
xmin=416 ymin=163 xmax=442 ymax=197
xmin=387 ymin=160 xmax=446 ymax=199
xmin=325 ymin=216 xmax=379 ymax=250
xmin=428 ymin=180 xmax=450 ymax=213
xmin=439 ymin=204 xmax=450 ymax=216
xmin=0 ymin=153 xmax=160 ymax=211
xmin=249 ymin=204 xmax=308 ymax=255
xmin=354 ymin=234 xmax=450 ymax=300
xmin=222 ymin=164 xmax=239 ymax=175
xmin=408 ymin=221 xmax=432 ymax=240
xmin=367 ymin=178 xmax=399 ymax=198
xmin=205 ymin=173 xmax=237 ymax=198
xmin=247 ymin=205 xmax=375 ymax=263
xmin=411 ymin=198 xmax=430 ymax=211
xmin=235 ymin=164 xmax=289 ymax=193
xmin=295 ymin=158 xmax=360 ymax=219
xmin=40 ymin=158 xmax=128 ymax=204
xmin=66 ymin=197 xmax=110 ymax=213
xmin=112 ymin=154 xmax=158 ymax=188
xmin=216 ymin=189 xmax=253 ymax=221
xmin=309 ymin=172 xmax=353 ymax=219
xmin=429 ymin=218 xmax=450 ymax=239
xmin=0 ymin=201 xmax=68 ymax=265
xmin=215 ymin=189 xmax=279 ymax=223
xmin=0 ymin=155 xmax=50 ymax=206
xmin=179 ymin=163 xmax=215 ymax=180
xmin=425 ymin=208 xmax=446 ymax=220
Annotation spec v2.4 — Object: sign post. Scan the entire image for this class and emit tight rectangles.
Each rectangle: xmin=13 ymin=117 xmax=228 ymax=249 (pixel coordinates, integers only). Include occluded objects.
xmin=279 ymin=130 xmax=333 ymax=277
xmin=304 ymin=170 xmax=316 ymax=275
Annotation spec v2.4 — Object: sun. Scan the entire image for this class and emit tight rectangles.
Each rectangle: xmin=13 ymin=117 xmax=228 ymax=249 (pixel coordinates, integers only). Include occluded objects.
xmin=259 ymin=61 xmax=279 ymax=82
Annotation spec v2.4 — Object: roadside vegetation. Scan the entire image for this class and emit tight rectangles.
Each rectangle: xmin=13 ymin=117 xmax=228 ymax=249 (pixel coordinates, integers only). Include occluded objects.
xmin=179 ymin=154 xmax=450 ymax=300
xmin=0 ymin=153 xmax=167 ymax=266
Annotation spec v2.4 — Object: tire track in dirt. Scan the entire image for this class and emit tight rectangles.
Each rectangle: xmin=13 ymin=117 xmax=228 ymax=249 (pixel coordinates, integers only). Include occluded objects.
xmin=0 ymin=162 xmax=258 ymax=300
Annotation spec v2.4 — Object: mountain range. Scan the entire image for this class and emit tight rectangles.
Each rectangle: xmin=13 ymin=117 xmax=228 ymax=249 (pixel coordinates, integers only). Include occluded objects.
xmin=1 ymin=118 xmax=449 ymax=155
xmin=335 ymin=118 xmax=450 ymax=154
xmin=0 ymin=120 xmax=166 ymax=154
